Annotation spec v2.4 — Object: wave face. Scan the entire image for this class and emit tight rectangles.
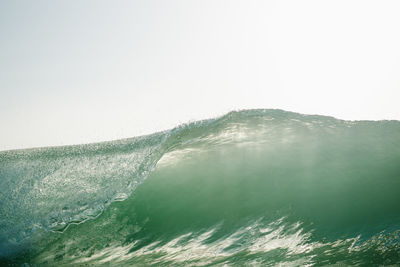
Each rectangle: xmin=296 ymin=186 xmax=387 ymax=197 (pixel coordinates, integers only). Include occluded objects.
xmin=1 ymin=109 xmax=400 ymax=266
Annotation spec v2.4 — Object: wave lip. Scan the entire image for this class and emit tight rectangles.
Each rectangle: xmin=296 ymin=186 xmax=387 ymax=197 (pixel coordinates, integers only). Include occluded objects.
xmin=0 ymin=130 xmax=170 ymax=256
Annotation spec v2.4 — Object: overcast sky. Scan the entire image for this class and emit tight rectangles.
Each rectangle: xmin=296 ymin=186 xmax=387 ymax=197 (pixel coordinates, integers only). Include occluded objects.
xmin=1 ymin=0 xmax=400 ymax=150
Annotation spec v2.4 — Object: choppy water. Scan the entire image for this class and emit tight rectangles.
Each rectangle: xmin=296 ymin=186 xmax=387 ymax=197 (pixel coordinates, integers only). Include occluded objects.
xmin=1 ymin=109 xmax=400 ymax=266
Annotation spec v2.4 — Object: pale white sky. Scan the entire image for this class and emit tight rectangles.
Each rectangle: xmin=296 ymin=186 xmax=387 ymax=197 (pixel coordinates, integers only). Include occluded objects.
xmin=1 ymin=0 xmax=400 ymax=151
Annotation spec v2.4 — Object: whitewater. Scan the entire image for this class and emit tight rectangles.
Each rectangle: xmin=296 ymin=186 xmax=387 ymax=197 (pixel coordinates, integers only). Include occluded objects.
xmin=1 ymin=109 xmax=399 ymax=266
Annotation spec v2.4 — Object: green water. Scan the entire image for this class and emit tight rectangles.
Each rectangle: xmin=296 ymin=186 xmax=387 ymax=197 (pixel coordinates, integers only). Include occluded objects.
xmin=1 ymin=109 xmax=400 ymax=266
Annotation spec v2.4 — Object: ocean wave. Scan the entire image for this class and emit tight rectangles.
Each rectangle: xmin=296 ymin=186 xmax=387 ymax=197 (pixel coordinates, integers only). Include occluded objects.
xmin=1 ymin=109 xmax=400 ymax=266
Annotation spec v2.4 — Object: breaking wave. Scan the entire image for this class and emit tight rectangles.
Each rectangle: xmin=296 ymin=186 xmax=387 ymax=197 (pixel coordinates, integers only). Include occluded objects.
xmin=1 ymin=109 xmax=400 ymax=266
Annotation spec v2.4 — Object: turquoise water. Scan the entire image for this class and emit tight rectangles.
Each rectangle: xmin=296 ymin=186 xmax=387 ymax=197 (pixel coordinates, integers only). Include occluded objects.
xmin=1 ymin=109 xmax=400 ymax=266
